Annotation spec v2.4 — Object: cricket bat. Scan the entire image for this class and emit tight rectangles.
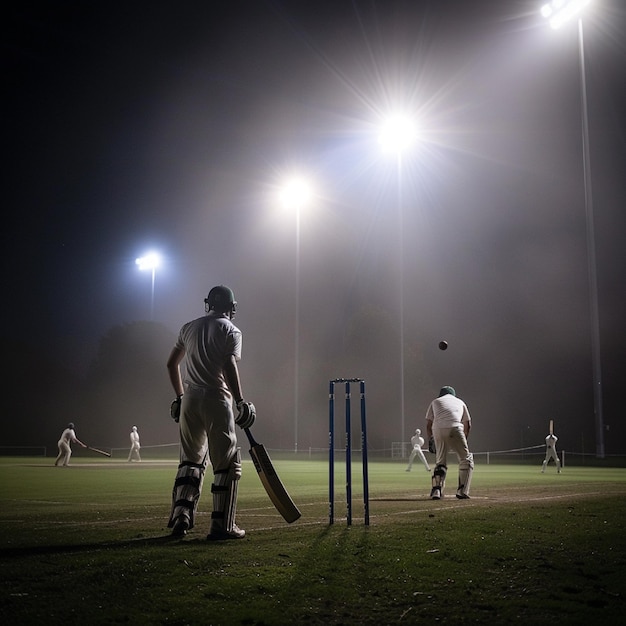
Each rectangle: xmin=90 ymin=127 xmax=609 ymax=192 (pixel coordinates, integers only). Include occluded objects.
xmin=88 ymin=446 xmax=111 ymax=457
xmin=244 ymin=428 xmax=301 ymax=523
xmin=549 ymin=420 xmax=554 ymax=436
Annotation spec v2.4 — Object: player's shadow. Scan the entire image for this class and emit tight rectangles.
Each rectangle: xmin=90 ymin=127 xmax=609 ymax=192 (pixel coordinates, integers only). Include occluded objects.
xmin=0 ymin=533 xmax=213 ymax=560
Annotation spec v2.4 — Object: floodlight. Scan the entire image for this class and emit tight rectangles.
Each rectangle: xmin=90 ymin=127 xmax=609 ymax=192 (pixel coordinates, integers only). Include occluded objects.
xmin=135 ymin=252 xmax=161 ymax=271
xmin=135 ymin=251 xmax=161 ymax=320
xmin=539 ymin=0 xmax=603 ymax=457
xmin=541 ymin=0 xmax=591 ymax=29
xmin=378 ymin=115 xmax=418 ymax=154
xmin=279 ymin=178 xmax=312 ymax=210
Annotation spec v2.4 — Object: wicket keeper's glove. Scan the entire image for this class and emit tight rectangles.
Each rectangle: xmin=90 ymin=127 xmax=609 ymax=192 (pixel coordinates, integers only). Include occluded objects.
xmin=428 ymin=437 xmax=436 ymax=454
xmin=235 ymin=400 xmax=256 ymax=429
xmin=170 ymin=395 xmax=183 ymax=423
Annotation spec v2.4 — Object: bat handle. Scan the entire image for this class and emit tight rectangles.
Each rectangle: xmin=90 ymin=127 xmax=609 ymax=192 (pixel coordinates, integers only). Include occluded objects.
xmin=244 ymin=427 xmax=258 ymax=447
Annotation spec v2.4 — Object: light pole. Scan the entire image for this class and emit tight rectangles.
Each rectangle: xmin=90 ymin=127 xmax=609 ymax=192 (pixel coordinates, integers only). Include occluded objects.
xmin=379 ymin=114 xmax=418 ymax=455
xmin=541 ymin=0 xmax=604 ymax=457
xmin=135 ymin=252 xmax=161 ymax=321
xmin=280 ymin=178 xmax=312 ymax=453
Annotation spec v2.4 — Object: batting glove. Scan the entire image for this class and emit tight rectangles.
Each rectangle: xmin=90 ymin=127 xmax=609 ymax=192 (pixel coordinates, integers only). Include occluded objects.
xmin=428 ymin=437 xmax=436 ymax=455
xmin=170 ymin=395 xmax=183 ymax=423
xmin=235 ymin=400 xmax=256 ymax=429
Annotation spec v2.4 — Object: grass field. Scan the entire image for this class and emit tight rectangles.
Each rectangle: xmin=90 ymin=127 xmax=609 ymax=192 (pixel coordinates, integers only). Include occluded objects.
xmin=1 ymin=456 xmax=625 ymax=625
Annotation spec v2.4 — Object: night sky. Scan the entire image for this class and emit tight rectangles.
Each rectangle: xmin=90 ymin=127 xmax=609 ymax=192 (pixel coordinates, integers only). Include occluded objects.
xmin=4 ymin=0 xmax=625 ymax=456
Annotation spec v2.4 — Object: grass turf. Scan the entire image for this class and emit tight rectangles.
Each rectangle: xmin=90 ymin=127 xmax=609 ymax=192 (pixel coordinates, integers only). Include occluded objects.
xmin=1 ymin=458 xmax=625 ymax=624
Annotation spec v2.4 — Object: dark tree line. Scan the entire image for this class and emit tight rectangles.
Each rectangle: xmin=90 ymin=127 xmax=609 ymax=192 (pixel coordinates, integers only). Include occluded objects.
xmin=5 ymin=321 xmax=177 ymax=451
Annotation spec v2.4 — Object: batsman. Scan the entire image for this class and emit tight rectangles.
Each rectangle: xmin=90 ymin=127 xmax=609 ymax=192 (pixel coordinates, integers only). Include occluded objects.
xmin=166 ymin=285 xmax=256 ymax=540
xmin=542 ymin=421 xmax=562 ymax=474
xmin=425 ymin=386 xmax=474 ymax=500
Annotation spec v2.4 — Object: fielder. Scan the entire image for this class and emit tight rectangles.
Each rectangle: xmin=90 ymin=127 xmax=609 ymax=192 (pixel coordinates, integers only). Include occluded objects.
xmin=166 ymin=285 xmax=256 ymax=541
xmin=542 ymin=432 xmax=562 ymax=473
xmin=54 ymin=422 xmax=87 ymax=466
xmin=127 ymin=425 xmax=141 ymax=462
xmin=425 ymin=386 xmax=474 ymax=500
xmin=405 ymin=428 xmax=430 ymax=472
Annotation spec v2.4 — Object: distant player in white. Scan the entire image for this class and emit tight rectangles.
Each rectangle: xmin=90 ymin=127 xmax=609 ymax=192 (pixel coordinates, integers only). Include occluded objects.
xmin=405 ymin=428 xmax=430 ymax=472
xmin=542 ymin=433 xmax=561 ymax=473
xmin=128 ymin=426 xmax=141 ymax=462
xmin=426 ymin=386 xmax=474 ymax=500
xmin=54 ymin=423 xmax=87 ymax=466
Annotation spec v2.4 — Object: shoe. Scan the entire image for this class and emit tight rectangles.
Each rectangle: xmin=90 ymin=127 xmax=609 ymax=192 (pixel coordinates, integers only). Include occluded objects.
xmin=456 ymin=493 xmax=470 ymax=500
xmin=207 ymin=523 xmax=246 ymax=541
xmin=405 ymin=468 xmax=411 ymax=472
xmin=426 ymin=468 xmax=431 ymax=472
xmin=430 ymin=488 xmax=441 ymax=500
xmin=171 ymin=516 xmax=190 ymax=537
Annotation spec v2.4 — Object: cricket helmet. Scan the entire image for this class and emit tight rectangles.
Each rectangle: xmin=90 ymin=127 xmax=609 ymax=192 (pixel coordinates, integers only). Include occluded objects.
xmin=415 ymin=428 xmax=421 ymax=435
xmin=68 ymin=422 xmax=75 ymax=429
xmin=438 ymin=386 xmax=456 ymax=397
xmin=204 ymin=285 xmax=237 ymax=316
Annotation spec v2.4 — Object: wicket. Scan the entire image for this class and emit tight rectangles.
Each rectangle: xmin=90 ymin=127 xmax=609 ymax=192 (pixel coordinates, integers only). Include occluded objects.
xmin=329 ymin=378 xmax=370 ymax=525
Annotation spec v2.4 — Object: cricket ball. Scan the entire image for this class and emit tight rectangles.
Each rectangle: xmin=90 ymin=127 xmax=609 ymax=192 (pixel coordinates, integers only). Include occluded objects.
xmin=438 ymin=340 xmax=448 ymax=351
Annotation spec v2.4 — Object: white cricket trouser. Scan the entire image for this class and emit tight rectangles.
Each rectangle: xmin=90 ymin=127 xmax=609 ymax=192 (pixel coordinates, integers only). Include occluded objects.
xmin=407 ymin=446 xmax=430 ymax=470
xmin=128 ymin=443 xmax=141 ymax=462
xmin=179 ymin=391 xmax=238 ymax=471
xmin=543 ymin=447 xmax=561 ymax=471
xmin=168 ymin=388 xmax=238 ymax=528
xmin=544 ymin=447 xmax=559 ymax=464
xmin=433 ymin=425 xmax=473 ymax=471
xmin=55 ymin=441 xmax=72 ymax=466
